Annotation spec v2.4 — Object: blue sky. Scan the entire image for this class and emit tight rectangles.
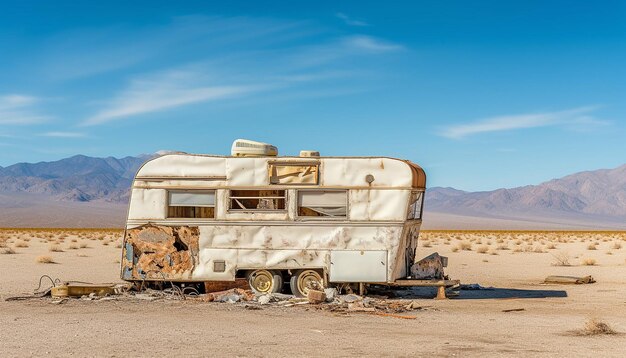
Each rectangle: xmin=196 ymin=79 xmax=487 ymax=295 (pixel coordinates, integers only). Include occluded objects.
xmin=0 ymin=1 xmax=624 ymax=191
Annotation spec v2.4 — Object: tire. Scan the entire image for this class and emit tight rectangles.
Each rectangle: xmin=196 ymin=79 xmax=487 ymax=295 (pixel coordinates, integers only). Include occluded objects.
xmin=290 ymin=269 xmax=324 ymax=297
xmin=247 ymin=269 xmax=283 ymax=294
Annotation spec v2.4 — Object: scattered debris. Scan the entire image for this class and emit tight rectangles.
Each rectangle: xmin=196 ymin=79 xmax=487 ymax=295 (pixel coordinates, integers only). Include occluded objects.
xmin=5 ymin=275 xmax=438 ymax=318
xmin=544 ymin=276 xmax=595 ymax=285
xmin=459 ymin=283 xmax=494 ymax=290
xmin=307 ymin=289 xmax=326 ymax=304
xmin=410 ymin=252 xmax=448 ymax=279
xmin=502 ymin=308 xmax=525 ymax=313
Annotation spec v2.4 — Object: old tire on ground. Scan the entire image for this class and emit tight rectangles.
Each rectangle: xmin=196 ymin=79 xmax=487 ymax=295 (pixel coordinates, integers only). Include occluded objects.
xmin=247 ymin=270 xmax=283 ymax=294
xmin=290 ymin=269 xmax=324 ymax=297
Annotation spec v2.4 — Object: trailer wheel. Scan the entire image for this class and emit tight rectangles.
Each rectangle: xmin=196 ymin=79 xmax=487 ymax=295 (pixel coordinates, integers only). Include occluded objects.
xmin=290 ymin=269 xmax=324 ymax=297
xmin=247 ymin=270 xmax=283 ymax=294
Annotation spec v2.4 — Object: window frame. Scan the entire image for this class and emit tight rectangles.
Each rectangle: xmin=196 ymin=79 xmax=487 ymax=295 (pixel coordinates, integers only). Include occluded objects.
xmin=166 ymin=189 xmax=216 ymax=220
xmin=228 ymin=189 xmax=288 ymax=212
xmin=296 ymin=189 xmax=349 ymax=220
xmin=407 ymin=190 xmax=424 ymax=221
xmin=268 ymin=162 xmax=320 ymax=186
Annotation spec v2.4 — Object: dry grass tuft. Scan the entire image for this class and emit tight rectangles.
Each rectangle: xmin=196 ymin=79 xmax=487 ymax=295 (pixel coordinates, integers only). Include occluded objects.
xmin=68 ymin=244 xmax=79 ymax=250
xmin=587 ymin=243 xmax=598 ymax=250
xmin=551 ymin=252 xmax=571 ymax=266
xmin=476 ymin=245 xmax=489 ymax=254
xmin=612 ymin=242 xmax=622 ymax=250
xmin=35 ymin=255 xmax=55 ymax=264
xmin=1 ymin=247 xmax=16 ymax=254
xmin=451 ymin=246 xmax=459 ymax=253
xmin=14 ymin=240 xmax=29 ymax=248
xmin=79 ymin=242 xmax=89 ymax=248
xmin=459 ymin=242 xmax=472 ymax=251
xmin=572 ymin=318 xmax=618 ymax=336
xmin=48 ymin=244 xmax=64 ymax=252
xmin=581 ymin=258 xmax=597 ymax=266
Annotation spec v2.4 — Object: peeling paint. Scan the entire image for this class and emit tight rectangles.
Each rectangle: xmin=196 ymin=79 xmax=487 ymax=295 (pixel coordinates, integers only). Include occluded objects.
xmin=122 ymin=224 xmax=200 ymax=280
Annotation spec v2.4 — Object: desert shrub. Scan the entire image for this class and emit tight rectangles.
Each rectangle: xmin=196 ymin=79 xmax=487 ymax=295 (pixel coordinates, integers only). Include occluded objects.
xmin=552 ymin=252 xmax=571 ymax=266
xmin=459 ymin=242 xmax=472 ymax=251
xmin=573 ymin=318 xmax=618 ymax=336
xmin=582 ymin=258 xmax=597 ymax=266
xmin=1 ymin=247 xmax=16 ymax=254
xmin=546 ymin=243 xmax=556 ymax=250
xmin=36 ymin=255 xmax=55 ymax=264
xmin=612 ymin=242 xmax=622 ymax=250
xmin=79 ymin=242 xmax=88 ymax=248
xmin=68 ymin=244 xmax=79 ymax=250
xmin=451 ymin=246 xmax=459 ymax=253
xmin=476 ymin=245 xmax=489 ymax=254
xmin=14 ymin=240 xmax=29 ymax=248
xmin=48 ymin=244 xmax=63 ymax=252
xmin=587 ymin=243 xmax=597 ymax=250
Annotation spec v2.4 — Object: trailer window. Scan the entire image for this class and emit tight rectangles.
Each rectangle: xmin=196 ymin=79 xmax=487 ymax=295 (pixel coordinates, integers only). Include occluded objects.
xmin=168 ymin=190 xmax=215 ymax=218
xmin=297 ymin=190 xmax=347 ymax=218
xmin=229 ymin=190 xmax=286 ymax=211
xmin=408 ymin=191 xmax=423 ymax=220
xmin=268 ymin=163 xmax=319 ymax=185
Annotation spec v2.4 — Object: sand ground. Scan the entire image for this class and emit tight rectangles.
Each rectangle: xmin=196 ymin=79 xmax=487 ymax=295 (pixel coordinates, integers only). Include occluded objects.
xmin=1 ymin=230 xmax=625 ymax=357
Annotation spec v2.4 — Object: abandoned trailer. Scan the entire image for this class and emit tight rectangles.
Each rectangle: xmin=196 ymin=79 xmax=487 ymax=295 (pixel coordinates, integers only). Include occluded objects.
xmin=121 ymin=139 xmax=456 ymax=298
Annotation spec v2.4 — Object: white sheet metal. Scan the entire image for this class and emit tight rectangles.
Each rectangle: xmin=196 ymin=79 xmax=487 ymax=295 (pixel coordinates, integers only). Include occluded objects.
xmin=329 ymin=250 xmax=387 ymax=282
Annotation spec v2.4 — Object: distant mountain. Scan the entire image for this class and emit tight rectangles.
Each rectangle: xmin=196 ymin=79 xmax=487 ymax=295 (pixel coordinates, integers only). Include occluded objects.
xmin=424 ymin=164 xmax=626 ymax=229
xmin=0 ymin=154 xmax=624 ymax=229
xmin=0 ymin=154 xmax=151 ymax=203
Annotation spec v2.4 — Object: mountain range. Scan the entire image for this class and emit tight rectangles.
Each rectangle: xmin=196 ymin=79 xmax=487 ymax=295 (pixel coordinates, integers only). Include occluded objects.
xmin=0 ymin=154 xmax=624 ymax=229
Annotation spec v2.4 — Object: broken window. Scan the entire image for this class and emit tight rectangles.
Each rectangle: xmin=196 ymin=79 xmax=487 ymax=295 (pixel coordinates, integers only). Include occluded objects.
xmin=297 ymin=190 xmax=347 ymax=218
xmin=407 ymin=191 xmax=424 ymax=220
xmin=268 ymin=163 xmax=319 ymax=185
xmin=229 ymin=190 xmax=286 ymax=211
xmin=167 ymin=190 xmax=215 ymax=219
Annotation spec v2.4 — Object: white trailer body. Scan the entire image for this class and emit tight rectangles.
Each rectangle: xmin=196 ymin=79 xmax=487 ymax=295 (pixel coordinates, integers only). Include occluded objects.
xmin=120 ymin=151 xmax=426 ymax=290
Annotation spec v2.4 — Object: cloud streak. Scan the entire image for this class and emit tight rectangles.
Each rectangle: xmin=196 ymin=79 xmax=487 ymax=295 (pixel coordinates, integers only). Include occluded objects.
xmin=83 ymin=71 xmax=261 ymax=125
xmin=0 ymin=94 xmax=50 ymax=125
xmin=335 ymin=13 xmax=369 ymax=27
xmin=440 ymin=106 xmax=607 ymax=139
xmin=40 ymin=131 xmax=87 ymax=138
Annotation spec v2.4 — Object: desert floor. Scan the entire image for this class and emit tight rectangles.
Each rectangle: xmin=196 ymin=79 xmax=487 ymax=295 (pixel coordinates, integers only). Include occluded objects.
xmin=1 ymin=229 xmax=625 ymax=357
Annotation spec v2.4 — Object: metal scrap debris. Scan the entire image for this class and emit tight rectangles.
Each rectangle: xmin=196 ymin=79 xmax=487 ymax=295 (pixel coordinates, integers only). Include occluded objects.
xmin=544 ymin=275 xmax=595 ymax=284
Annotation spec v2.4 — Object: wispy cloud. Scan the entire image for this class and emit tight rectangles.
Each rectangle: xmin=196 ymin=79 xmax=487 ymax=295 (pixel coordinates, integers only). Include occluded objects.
xmin=440 ymin=106 xmax=607 ymax=139
xmin=40 ymin=131 xmax=86 ymax=138
xmin=335 ymin=13 xmax=369 ymax=27
xmin=343 ymin=35 xmax=404 ymax=53
xmin=83 ymin=71 xmax=262 ymax=126
xmin=0 ymin=94 xmax=50 ymax=125
xmin=39 ymin=16 xmax=310 ymax=80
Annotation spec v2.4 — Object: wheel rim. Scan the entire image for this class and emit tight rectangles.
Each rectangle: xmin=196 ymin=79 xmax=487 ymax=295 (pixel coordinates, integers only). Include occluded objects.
xmin=250 ymin=270 xmax=274 ymax=293
xmin=297 ymin=270 xmax=323 ymax=296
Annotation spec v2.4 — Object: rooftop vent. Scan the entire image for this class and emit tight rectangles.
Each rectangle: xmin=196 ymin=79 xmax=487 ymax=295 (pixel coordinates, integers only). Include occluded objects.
xmin=299 ymin=150 xmax=320 ymax=157
xmin=231 ymin=139 xmax=278 ymax=157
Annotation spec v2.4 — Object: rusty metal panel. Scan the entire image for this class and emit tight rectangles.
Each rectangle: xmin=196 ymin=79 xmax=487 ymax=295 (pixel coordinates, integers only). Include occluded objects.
xmin=329 ymin=250 xmax=387 ymax=282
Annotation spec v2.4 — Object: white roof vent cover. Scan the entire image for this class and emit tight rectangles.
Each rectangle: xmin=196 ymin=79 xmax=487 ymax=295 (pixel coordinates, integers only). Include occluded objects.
xmin=231 ymin=139 xmax=278 ymax=157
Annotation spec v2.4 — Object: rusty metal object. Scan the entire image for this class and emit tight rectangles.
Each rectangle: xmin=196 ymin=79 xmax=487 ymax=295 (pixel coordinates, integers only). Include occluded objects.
xmin=121 ymin=224 xmax=200 ymax=281
xmin=410 ymin=252 xmax=448 ymax=280
xmin=544 ymin=275 xmax=595 ymax=284
xmin=204 ymin=278 xmax=250 ymax=293
xmin=51 ymin=283 xmax=116 ymax=298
